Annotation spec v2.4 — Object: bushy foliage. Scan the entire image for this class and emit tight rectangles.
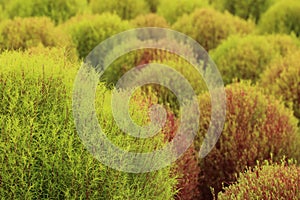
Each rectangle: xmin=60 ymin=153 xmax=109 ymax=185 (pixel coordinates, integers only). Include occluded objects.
xmin=61 ymin=13 xmax=132 ymax=58
xmin=0 ymin=50 xmax=178 ymax=199
xmin=131 ymin=13 xmax=169 ymax=28
xmin=259 ymin=0 xmax=300 ymax=37
xmin=211 ymin=34 xmax=300 ymax=84
xmin=0 ymin=17 xmax=72 ymax=51
xmin=195 ymin=82 xmax=299 ymax=198
xmin=218 ymin=160 xmax=300 ymax=199
xmin=260 ymin=51 xmax=300 ymax=122
xmin=89 ymin=0 xmax=150 ymax=20
xmin=172 ymin=8 xmax=254 ymax=51
xmin=212 ymin=0 xmax=277 ymax=22
xmin=163 ymin=112 xmax=201 ymax=200
xmin=157 ymin=0 xmax=209 ymax=24
xmin=3 ymin=0 xmax=87 ymax=24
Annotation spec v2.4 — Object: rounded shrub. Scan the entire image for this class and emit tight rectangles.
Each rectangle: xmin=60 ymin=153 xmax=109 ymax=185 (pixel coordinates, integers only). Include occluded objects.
xmin=260 ymin=51 xmax=300 ymax=122
xmin=218 ymin=160 xmax=300 ymax=199
xmin=157 ymin=0 xmax=209 ymax=24
xmin=0 ymin=17 xmax=72 ymax=51
xmin=131 ymin=13 xmax=169 ymax=28
xmin=0 ymin=50 xmax=178 ymax=199
xmin=259 ymin=0 xmax=300 ymax=37
xmin=4 ymin=0 xmax=88 ymax=24
xmin=61 ymin=13 xmax=132 ymax=58
xmin=172 ymin=8 xmax=254 ymax=51
xmin=195 ymin=82 xmax=299 ymax=198
xmin=213 ymin=0 xmax=276 ymax=22
xmin=89 ymin=0 xmax=150 ymax=20
xmin=210 ymin=34 xmax=300 ymax=84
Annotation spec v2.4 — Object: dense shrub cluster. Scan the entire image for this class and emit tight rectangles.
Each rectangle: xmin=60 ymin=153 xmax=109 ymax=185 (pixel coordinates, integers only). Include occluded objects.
xmin=196 ymin=82 xmax=299 ymax=198
xmin=89 ymin=0 xmax=150 ymax=20
xmin=259 ymin=0 xmax=300 ymax=37
xmin=157 ymin=0 xmax=209 ymax=24
xmin=3 ymin=0 xmax=87 ymax=24
xmin=211 ymin=34 xmax=300 ymax=84
xmin=218 ymin=160 xmax=300 ymax=199
xmin=0 ymin=50 xmax=178 ymax=199
xmin=61 ymin=13 xmax=132 ymax=58
xmin=260 ymin=51 xmax=300 ymax=122
xmin=0 ymin=17 xmax=72 ymax=51
xmin=213 ymin=0 xmax=276 ymax=22
xmin=172 ymin=8 xmax=254 ymax=51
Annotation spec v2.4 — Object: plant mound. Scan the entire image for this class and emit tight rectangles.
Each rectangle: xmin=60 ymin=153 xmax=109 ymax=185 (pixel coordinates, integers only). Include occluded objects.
xmin=172 ymin=8 xmax=254 ymax=51
xmin=157 ymin=0 xmax=209 ymax=24
xmin=259 ymin=0 xmax=300 ymax=37
xmin=196 ymin=82 xmax=299 ymax=198
xmin=260 ymin=51 xmax=300 ymax=122
xmin=89 ymin=0 xmax=150 ymax=20
xmin=218 ymin=160 xmax=300 ymax=200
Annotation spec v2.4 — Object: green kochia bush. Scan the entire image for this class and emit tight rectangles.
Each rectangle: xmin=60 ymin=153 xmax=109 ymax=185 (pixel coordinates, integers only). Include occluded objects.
xmin=0 ymin=17 xmax=73 ymax=51
xmin=260 ymin=51 xmax=300 ymax=122
xmin=213 ymin=0 xmax=276 ymax=22
xmin=89 ymin=0 xmax=150 ymax=20
xmin=172 ymin=8 xmax=254 ymax=51
xmin=4 ymin=0 xmax=87 ymax=24
xmin=218 ymin=160 xmax=300 ymax=199
xmin=157 ymin=0 xmax=209 ymax=24
xmin=61 ymin=13 xmax=132 ymax=58
xmin=195 ymin=82 xmax=299 ymax=198
xmin=259 ymin=0 xmax=300 ymax=37
xmin=0 ymin=50 xmax=178 ymax=199
xmin=211 ymin=34 xmax=300 ymax=84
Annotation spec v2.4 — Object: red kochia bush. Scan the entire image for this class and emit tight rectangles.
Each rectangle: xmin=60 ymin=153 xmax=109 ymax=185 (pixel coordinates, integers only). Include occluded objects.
xmin=195 ymin=82 xmax=299 ymax=198
xmin=163 ymin=111 xmax=201 ymax=200
xmin=130 ymin=90 xmax=202 ymax=200
xmin=218 ymin=160 xmax=300 ymax=200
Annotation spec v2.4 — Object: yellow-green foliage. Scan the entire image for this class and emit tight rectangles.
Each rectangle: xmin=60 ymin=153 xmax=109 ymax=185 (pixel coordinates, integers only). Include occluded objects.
xmin=0 ymin=17 xmax=72 ymax=51
xmin=218 ymin=160 xmax=300 ymax=200
xmin=259 ymin=0 xmax=300 ymax=36
xmin=212 ymin=0 xmax=277 ymax=22
xmin=0 ymin=49 xmax=178 ymax=199
xmin=260 ymin=51 xmax=300 ymax=122
xmin=196 ymin=82 xmax=299 ymax=198
xmin=172 ymin=8 xmax=254 ymax=51
xmin=89 ymin=0 xmax=150 ymax=20
xmin=61 ymin=13 xmax=132 ymax=58
xmin=3 ymin=0 xmax=87 ymax=24
xmin=157 ymin=0 xmax=209 ymax=24
xmin=131 ymin=13 xmax=169 ymax=28
xmin=211 ymin=34 xmax=300 ymax=84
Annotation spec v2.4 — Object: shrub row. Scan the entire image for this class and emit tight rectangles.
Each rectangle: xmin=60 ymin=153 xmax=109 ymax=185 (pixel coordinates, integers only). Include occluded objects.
xmin=1 ymin=0 xmax=87 ymax=24
xmin=0 ymin=17 xmax=73 ymax=51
